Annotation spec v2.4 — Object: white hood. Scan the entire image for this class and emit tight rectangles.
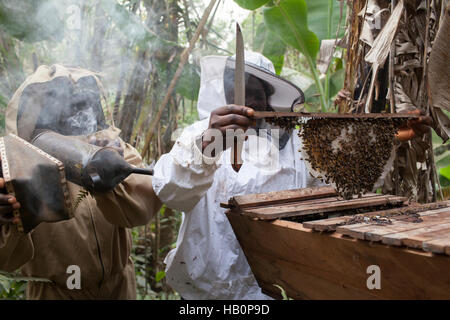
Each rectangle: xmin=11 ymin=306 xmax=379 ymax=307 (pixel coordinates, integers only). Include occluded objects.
xmin=197 ymin=51 xmax=305 ymax=120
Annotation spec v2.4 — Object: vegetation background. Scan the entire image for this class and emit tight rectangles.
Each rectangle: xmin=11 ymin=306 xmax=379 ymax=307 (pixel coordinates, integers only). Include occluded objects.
xmin=0 ymin=0 xmax=448 ymax=299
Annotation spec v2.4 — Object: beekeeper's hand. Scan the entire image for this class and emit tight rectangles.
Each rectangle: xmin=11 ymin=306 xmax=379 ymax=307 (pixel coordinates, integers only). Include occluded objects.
xmin=88 ymin=136 xmax=124 ymax=157
xmin=201 ymin=105 xmax=255 ymax=152
xmin=396 ymin=109 xmax=432 ymax=141
xmin=0 ymin=177 xmax=20 ymax=225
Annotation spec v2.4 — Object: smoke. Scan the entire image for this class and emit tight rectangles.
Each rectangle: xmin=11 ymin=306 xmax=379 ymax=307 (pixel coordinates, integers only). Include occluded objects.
xmin=0 ymin=0 xmax=155 ymax=94
xmin=1 ymin=0 xmax=213 ymax=141
xmin=65 ymin=107 xmax=98 ymax=136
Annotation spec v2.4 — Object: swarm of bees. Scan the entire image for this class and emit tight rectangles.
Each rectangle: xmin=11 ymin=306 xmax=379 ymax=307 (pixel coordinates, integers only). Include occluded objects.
xmin=265 ymin=117 xmax=299 ymax=130
xmin=266 ymin=116 xmax=401 ymax=200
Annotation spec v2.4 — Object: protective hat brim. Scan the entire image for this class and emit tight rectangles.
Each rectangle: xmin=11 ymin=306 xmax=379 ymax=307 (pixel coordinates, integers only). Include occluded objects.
xmin=225 ymin=57 xmax=305 ymax=111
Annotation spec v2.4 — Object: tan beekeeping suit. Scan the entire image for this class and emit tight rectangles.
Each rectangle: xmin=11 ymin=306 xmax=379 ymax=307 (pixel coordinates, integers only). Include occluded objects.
xmin=0 ymin=64 xmax=162 ymax=299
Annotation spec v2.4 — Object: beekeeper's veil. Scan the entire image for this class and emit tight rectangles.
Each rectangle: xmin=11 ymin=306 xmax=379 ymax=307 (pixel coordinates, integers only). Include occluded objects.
xmin=196 ymin=51 xmax=304 ymax=120
xmin=6 ymin=64 xmax=111 ymax=142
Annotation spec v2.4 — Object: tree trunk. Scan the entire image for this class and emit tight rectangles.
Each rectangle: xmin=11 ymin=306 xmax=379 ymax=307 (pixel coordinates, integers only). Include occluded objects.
xmin=118 ymin=49 xmax=149 ymax=142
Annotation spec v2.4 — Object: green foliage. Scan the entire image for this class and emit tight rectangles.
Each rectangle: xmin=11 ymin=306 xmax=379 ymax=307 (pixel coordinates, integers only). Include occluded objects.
xmin=304 ymin=63 xmax=345 ymax=108
xmin=0 ymin=93 xmax=7 ymax=135
xmin=253 ymin=23 xmax=286 ymax=75
xmin=0 ymin=279 xmax=26 ymax=300
xmin=306 ymin=0 xmax=345 ymax=41
xmin=263 ymin=0 xmax=319 ymax=65
xmin=155 ymin=270 xmax=165 ymax=282
xmin=234 ymin=0 xmax=271 ymax=10
xmin=439 ymin=166 xmax=450 ymax=181
xmin=101 ymin=0 xmax=150 ymax=48
xmin=176 ymin=63 xmax=200 ymax=101
xmin=180 ymin=98 xmax=200 ymax=127
xmin=100 ymin=0 xmax=178 ymax=53
xmin=432 ymin=131 xmax=450 ymax=192
xmin=130 ymin=204 xmax=182 ymax=300
xmin=0 ymin=272 xmax=27 ymax=299
xmin=0 ymin=93 xmax=7 ymax=108
xmin=0 ymin=0 xmax=64 ymax=42
xmin=136 ymin=290 xmax=180 ymax=300
xmin=234 ymin=0 xmax=346 ymax=111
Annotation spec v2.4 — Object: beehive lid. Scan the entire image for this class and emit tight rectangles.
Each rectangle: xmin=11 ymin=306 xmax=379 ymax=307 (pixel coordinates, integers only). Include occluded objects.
xmin=221 ymin=186 xmax=407 ymax=220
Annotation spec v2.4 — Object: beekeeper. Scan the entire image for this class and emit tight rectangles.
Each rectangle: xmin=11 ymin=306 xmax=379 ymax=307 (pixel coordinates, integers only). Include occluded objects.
xmin=0 ymin=65 xmax=162 ymax=299
xmin=152 ymin=52 xmax=323 ymax=300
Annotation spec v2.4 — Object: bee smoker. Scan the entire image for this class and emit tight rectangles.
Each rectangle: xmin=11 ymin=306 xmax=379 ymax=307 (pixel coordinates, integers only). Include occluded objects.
xmin=31 ymin=130 xmax=153 ymax=192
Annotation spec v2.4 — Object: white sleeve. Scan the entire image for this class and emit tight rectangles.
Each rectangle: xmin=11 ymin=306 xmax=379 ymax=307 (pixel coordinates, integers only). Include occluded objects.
xmin=152 ymin=120 xmax=222 ymax=212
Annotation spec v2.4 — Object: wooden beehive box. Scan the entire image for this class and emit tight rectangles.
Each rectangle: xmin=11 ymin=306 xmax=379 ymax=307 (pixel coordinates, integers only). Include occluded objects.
xmin=223 ymin=186 xmax=450 ymax=300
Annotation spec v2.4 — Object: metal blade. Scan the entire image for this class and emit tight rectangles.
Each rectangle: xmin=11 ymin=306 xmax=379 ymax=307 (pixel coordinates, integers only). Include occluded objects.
xmin=234 ymin=23 xmax=245 ymax=106
xmin=232 ymin=23 xmax=245 ymax=172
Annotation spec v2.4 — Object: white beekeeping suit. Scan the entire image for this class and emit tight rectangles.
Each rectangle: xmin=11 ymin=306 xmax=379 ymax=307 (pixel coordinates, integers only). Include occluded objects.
xmin=152 ymin=52 xmax=321 ymax=300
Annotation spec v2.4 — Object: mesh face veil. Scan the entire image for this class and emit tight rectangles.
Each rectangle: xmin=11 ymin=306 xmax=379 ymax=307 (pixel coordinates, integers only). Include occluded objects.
xmin=9 ymin=65 xmax=108 ymax=142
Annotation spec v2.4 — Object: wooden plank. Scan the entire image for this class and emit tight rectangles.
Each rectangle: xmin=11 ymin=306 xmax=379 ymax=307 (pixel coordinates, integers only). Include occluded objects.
xmin=221 ymin=194 xmax=342 ymax=210
xmin=253 ymin=111 xmax=420 ymax=120
xmin=303 ymin=201 xmax=450 ymax=232
xmin=222 ymin=191 xmax=381 ymax=211
xmin=242 ymin=195 xmax=406 ymax=220
xmin=336 ymin=208 xmax=450 ymax=241
xmin=303 ymin=205 xmax=413 ymax=232
xmin=226 ymin=186 xmax=337 ymax=209
xmin=264 ymin=192 xmax=381 ymax=210
xmin=226 ymin=210 xmax=450 ymax=299
xmin=423 ymin=236 xmax=450 ymax=255
xmin=402 ymin=226 xmax=450 ymax=249
xmin=382 ymin=222 xmax=450 ymax=247
xmin=221 ymin=189 xmax=378 ymax=211
xmin=366 ymin=209 xmax=450 ymax=243
xmin=303 ymin=216 xmax=349 ymax=232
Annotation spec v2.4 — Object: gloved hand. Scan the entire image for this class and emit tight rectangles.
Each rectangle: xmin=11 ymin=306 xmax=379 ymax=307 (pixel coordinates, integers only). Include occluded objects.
xmin=396 ymin=109 xmax=432 ymax=141
xmin=0 ymin=176 xmax=20 ymax=226
xmin=201 ymin=105 xmax=255 ymax=153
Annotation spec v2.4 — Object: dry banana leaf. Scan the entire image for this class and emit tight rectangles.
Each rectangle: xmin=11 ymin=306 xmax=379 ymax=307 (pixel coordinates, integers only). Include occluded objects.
xmin=358 ymin=0 xmax=390 ymax=47
xmin=364 ymin=0 xmax=404 ymax=113
xmin=317 ymin=39 xmax=337 ymax=75
xmin=428 ymin=1 xmax=450 ymax=142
